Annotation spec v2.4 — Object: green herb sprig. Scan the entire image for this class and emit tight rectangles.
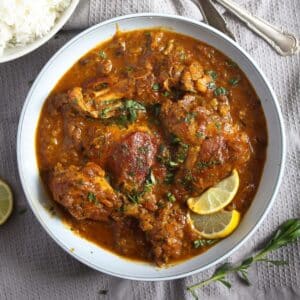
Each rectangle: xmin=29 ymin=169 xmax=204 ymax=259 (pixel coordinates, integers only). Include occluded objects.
xmin=99 ymin=99 xmax=146 ymax=126
xmin=187 ymin=219 xmax=300 ymax=299
xmin=127 ymin=170 xmax=156 ymax=203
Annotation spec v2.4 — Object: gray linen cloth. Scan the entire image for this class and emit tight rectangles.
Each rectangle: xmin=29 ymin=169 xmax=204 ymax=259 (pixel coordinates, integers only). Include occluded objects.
xmin=0 ymin=0 xmax=299 ymax=299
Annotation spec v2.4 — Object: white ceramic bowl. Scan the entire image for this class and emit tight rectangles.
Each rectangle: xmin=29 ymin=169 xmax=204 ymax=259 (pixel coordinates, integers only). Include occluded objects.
xmin=17 ymin=13 xmax=285 ymax=281
xmin=0 ymin=0 xmax=79 ymax=63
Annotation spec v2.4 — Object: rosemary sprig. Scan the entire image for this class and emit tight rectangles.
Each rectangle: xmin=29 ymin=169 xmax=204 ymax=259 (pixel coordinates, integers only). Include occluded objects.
xmin=187 ymin=219 xmax=300 ymax=299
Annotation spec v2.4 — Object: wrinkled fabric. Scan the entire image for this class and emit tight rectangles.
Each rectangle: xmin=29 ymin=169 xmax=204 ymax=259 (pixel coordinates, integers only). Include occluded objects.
xmin=0 ymin=0 xmax=299 ymax=299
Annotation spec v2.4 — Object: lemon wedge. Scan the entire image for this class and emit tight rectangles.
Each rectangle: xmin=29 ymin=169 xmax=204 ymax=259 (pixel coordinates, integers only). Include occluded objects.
xmin=187 ymin=169 xmax=239 ymax=214
xmin=0 ymin=179 xmax=13 ymax=225
xmin=188 ymin=209 xmax=240 ymax=239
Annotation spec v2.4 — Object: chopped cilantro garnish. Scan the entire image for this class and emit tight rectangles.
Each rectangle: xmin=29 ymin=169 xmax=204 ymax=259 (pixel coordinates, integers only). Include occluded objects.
xmin=95 ymin=82 xmax=108 ymax=91
xmin=98 ymin=50 xmax=107 ymax=59
xmin=214 ymin=87 xmax=228 ymax=96
xmin=226 ymin=60 xmax=238 ymax=67
xmin=99 ymin=107 xmax=112 ymax=119
xmin=87 ymin=192 xmax=97 ymax=202
xmin=125 ymin=66 xmax=134 ymax=72
xmin=205 ymin=70 xmax=217 ymax=80
xmin=193 ymin=239 xmax=218 ymax=248
xmin=166 ymin=192 xmax=176 ymax=203
xmin=181 ymin=169 xmax=194 ymax=190
xmin=215 ymin=122 xmax=222 ymax=130
xmin=152 ymin=83 xmax=160 ymax=91
xmin=162 ymin=91 xmax=170 ymax=97
xmin=196 ymin=131 xmax=205 ymax=139
xmin=164 ymin=172 xmax=175 ymax=184
xmin=138 ymin=145 xmax=149 ymax=154
xmin=197 ymin=160 xmax=221 ymax=169
xmin=207 ymin=81 xmax=216 ymax=90
xmin=184 ymin=112 xmax=196 ymax=123
xmin=229 ymin=78 xmax=240 ymax=86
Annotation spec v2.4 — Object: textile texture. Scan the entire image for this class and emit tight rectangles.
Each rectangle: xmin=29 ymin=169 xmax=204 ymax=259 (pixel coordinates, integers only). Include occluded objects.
xmin=0 ymin=0 xmax=299 ymax=299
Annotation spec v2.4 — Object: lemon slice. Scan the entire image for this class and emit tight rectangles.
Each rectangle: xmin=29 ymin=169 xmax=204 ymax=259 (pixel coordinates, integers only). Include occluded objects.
xmin=0 ymin=179 xmax=13 ymax=225
xmin=188 ymin=209 xmax=240 ymax=239
xmin=187 ymin=169 xmax=239 ymax=214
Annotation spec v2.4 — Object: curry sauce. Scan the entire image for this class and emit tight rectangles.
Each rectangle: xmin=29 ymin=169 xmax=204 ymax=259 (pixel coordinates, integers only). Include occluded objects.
xmin=36 ymin=29 xmax=267 ymax=265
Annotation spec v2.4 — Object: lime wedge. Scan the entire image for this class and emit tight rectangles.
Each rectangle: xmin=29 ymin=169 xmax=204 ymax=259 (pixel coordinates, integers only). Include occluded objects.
xmin=0 ymin=179 xmax=13 ymax=225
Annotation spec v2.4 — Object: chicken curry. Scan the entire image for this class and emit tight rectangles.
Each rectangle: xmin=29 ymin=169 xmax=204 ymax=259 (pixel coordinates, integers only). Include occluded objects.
xmin=36 ymin=29 xmax=267 ymax=266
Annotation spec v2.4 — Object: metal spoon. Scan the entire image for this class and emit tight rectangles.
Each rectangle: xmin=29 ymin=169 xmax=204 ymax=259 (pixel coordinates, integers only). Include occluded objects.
xmin=214 ymin=0 xmax=299 ymax=56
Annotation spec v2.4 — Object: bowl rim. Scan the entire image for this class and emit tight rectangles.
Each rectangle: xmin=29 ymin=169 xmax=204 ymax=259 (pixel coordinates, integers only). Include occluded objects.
xmin=0 ymin=0 xmax=80 ymax=63
xmin=17 ymin=13 xmax=286 ymax=281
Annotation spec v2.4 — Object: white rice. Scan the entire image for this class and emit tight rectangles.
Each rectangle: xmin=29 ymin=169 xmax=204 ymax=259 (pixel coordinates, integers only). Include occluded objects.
xmin=0 ymin=0 xmax=71 ymax=55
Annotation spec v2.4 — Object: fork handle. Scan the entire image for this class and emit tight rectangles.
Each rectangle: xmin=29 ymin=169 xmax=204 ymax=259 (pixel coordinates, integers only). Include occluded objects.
xmin=215 ymin=0 xmax=299 ymax=56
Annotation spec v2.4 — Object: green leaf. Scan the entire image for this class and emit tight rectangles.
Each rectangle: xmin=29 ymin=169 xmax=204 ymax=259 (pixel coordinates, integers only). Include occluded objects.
xmin=170 ymin=134 xmax=181 ymax=145
xmin=193 ymin=239 xmax=217 ymax=248
xmin=257 ymin=219 xmax=300 ymax=256
xmin=184 ymin=112 xmax=196 ymax=123
xmin=214 ymin=87 xmax=228 ymax=96
xmin=99 ymin=107 xmax=113 ymax=119
xmin=196 ymin=131 xmax=205 ymax=139
xmin=127 ymin=192 xmax=140 ymax=204
xmin=226 ymin=60 xmax=237 ymax=67
xmin=241 ymin=257 xmax=254 ymax=268
xmin=205 ymin=70 xmax=218 ymax=80
xmin=238 ymin=270 xmax=251 ymax=286
xmin=218 ymin=279 xmax=232 ymax=289
xmin=214 ymin=262 xmax=232 ymax=275
xmin=164 ymin=172 xmax=175 ymax=184
xmin=189 ymin=289 xmax=199 ymax=300
xmin=207 ymin=81 xmax=216 ymax=90
xmin=152 ymin=83 xmax=160 ymax=91
xmin=99 ymin=50 xmax=107 ymax=59
xmin=166 ymin=192 xmax=176 ymax=203
xmin=197 ymin=160 xmax=220 ymax=170
xmin=186 ymin=218 xmax=300 ymax=298
xmin=229 ymin=78 xmax=240 ymax=86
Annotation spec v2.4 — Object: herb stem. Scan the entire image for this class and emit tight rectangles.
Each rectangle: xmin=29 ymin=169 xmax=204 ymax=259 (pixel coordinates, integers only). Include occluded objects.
xmin=186 ymin=218 xmax=300 ymax=298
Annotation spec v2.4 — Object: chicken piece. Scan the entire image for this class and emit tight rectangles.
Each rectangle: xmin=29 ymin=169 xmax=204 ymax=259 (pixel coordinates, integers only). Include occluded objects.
xmin=195 ymin=75 xmax=211 ymax=93
xmin=111 ymin=35 xmax=126 ymax=56
xmin=96 ymin=59 xmax=113 ymax=75
xmin=64 ymin=116 xmax=85 ymax=150
xmin=160 ymin=96 xmax=212 ymax=145
xmin=181 ymin=61 xmax=214 ymax=94
xmin=189 ymin=61 xmax=204 ymax=80
xmin=160 ymin=60 xmax=185 ymax=92
xmin=136 ymin=202 xmax=188 ymax=266
xmin=181 ymin=70 xmax=195 ymax=92
xmin=135 ymin=73 xmax=160 ymax=104
xmin=151 ymin=31 xmax=165 ymax=51
xmin=198 ymin=136 xmax=229 ymax=163
xmin=68 ymin=87 xmax=124 ymax=119
xmin=163 ymin=39 xmax=174 ymax=55
xmin=108 ymin=131 xmax=157 ymax=191
xmin=50 ymin=162 xmax=121 ymax=221
xmin=177 ymin=133 xmax=251 ymax=193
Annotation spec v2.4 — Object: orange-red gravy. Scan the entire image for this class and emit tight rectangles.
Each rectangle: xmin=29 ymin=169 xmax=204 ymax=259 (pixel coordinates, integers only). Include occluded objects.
xmin=36 ymin=29 xmax=267 ymax=264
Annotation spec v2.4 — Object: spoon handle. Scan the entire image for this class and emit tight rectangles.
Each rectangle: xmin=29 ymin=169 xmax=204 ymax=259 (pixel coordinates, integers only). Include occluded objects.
xmin=214 ymin=0 xmax=299 ymax=56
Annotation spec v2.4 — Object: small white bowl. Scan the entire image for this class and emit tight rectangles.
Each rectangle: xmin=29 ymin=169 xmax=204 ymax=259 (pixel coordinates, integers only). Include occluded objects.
xmin=0 ymin=0 xmax=79 ymax=63
xmin=17 ymin=13 xmax=285 ymax=281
